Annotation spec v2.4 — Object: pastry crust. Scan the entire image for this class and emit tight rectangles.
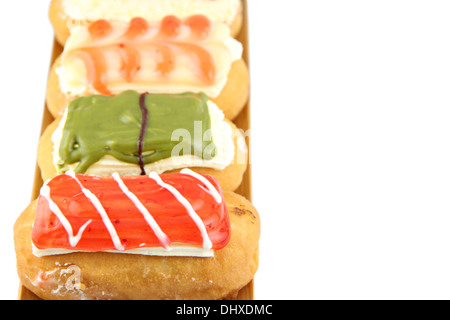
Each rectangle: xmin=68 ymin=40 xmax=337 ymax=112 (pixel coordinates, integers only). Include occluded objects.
xmin=211 ymin=59 xmax=249 ymax=121
xmin=38 ymin=117 xmax=248 ymax=192
xmin=14 ymin=191 xmax=260 ymax=300
xmin=49 ymin=0 xmax=244 ymax=46
xmin=46 ymin=56 xmax=249 ymax=121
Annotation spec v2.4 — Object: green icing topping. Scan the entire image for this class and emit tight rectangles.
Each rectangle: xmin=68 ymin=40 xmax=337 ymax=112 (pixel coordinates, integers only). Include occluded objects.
xmin=58 ymin=90 xmax=215 ymax=173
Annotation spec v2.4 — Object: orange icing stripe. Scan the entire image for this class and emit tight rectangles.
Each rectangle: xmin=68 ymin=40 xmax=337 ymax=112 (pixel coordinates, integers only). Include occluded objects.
xmin=178 ymin=43 xmax=215 ymax=85
xmin=153 ymin=44 xmax=175 ymax=76
xmin=118 ymin=45 xmax=141 ymax=82
xmin=75 ymin=48 xmax=112 ymax=96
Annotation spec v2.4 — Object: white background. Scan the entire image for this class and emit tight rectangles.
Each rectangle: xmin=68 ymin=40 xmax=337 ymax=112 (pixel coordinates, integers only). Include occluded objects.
xmin=1 ymin=0 xmax=450 ymax=300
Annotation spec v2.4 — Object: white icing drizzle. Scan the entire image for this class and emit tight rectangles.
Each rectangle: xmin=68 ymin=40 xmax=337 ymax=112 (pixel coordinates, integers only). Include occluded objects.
xmin=149 ymin=172 xmax=213 ymax=250
xmin=180 ymin=169 xmax=222 ymax=204
xmin=65 ymin=170 xmax=125 ymax=251
xmin=40 ymin=182 xmax=92 ymax=248
xmin=112 ymin=172 xmax=171 ymax=249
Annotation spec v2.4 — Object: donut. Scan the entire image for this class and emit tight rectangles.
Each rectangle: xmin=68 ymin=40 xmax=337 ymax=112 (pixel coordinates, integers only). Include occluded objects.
xmin=49 ymin=0 xmax=244 ymax=46
xmin=38 ymin=91 xmax=248 ymax=192
xmin=14 ymin=171 xmax=260 ymax=300
xmin=45 ymin=15 xmax=249 ymax=120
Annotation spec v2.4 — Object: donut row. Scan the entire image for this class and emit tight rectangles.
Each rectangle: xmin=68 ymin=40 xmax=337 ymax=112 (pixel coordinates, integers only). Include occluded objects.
xmin=14 ymin=0 xmax=260 ymax=300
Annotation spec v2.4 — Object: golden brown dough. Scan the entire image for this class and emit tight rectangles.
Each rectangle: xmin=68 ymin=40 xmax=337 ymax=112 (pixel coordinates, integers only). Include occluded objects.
xmin=14 ymin=191 xmax=260 ymax=300
xmin=49 ymin=0 xmax=244 ymax=46
xmin=46 ymin=56 xmax=249 ymax=121
xmin=211 ymin=59 xmax=250 ymax=121
xmin=38 ymin=117 xmax=248 ymax=192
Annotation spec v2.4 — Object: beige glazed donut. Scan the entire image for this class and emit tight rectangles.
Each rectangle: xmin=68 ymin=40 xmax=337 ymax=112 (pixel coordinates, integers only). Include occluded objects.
xmin=49 ymin=0 xmax=244 ymax=46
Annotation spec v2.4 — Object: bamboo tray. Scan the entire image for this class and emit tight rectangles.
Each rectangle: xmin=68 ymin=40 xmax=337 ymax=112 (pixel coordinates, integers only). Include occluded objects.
xmin=19 ymin=0 xmax=253 ymax=300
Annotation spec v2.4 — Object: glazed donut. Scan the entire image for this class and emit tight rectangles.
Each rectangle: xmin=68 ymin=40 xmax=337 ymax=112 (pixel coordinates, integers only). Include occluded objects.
xmin=49 ymin=0 xmax=244 ymax=46
xmin=14 ymin=172 xmax=260 ymax=300
xmin=46 ymin=15 xmax=249 ymax=120
xmin=38 ymin=91 xmax=248 ymax=192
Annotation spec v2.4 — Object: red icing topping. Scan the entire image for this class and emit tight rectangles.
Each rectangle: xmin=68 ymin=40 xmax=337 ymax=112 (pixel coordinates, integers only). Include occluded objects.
xmin=159 ymin=15 xmax=182 ymax=38
xmin=185 ymin=15 xmax=211 ymax=40
xmin=88 ymin=20 xmax=113 ymax=39
xmin=32 ymin=173 xmax=230 ymax=253
xmin=124 ymin=17 xmax=149 ymax=40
